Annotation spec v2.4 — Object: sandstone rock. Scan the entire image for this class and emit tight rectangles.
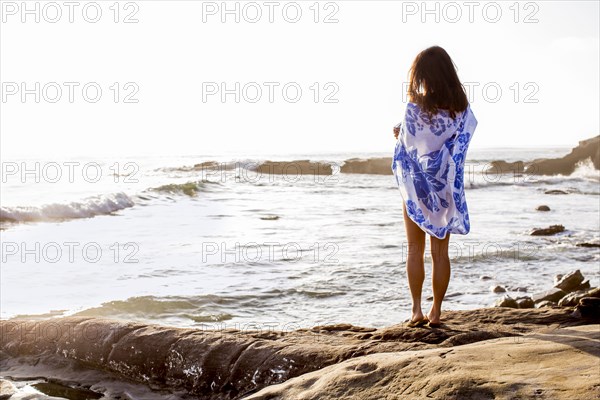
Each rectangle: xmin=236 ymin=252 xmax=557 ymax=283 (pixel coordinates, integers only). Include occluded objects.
xmin=585 ymin=287 xmax=600 ymax=298
xmin=553 ymin=274 xmax=564 ymax=286
xmin=485 ymin=160 xmax=525 ymax=175
xmin=532 ymin=288 xmax=567 ymax=303
xmin=491 ymin=285 xmax=506 ymax=293
xmin=244 ymin=325 xmax=600 ymax=400
xmin=554 ymin=270 xmax=584 ymax=293
xmin=579 ymin=297 xmax=600 ymax=307
xmin=576 ymin=297 xmax=600 ymax=318
xmin=193 ymin=161 xmax=236 ymax=171
xmin=3 ymin=307 xmax=595 ymax=400
xmin=526 ymin=135 xmax=600 ymax=175
xmin=530 ymin=225 xmax=565 ymax=236
xmin=0 ymin=379 xmax=17 ymax=400
xmin=558 ymin=290 xmax=590 ymax=307
xmin=573 ymin=280 xmax=591 ymax=292
xmin=535 ymin=300 xmax=557 ymax=308
xmin=253 ymin=160 xmax=333 ymax=176
xmin=340 ymin=158 xmax=393 ymax=175
xmin=516 ymin=297 xmax=534 ymax=309
xmin=536 ymin=205 xmax=551 ymax=211
xmin=495 ymin=295 xmax=518 ymax=308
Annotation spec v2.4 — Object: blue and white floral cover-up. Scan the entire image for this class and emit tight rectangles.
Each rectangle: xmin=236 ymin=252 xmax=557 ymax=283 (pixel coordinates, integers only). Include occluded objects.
xmin=391 ymin=102 xmax=478 ymax=239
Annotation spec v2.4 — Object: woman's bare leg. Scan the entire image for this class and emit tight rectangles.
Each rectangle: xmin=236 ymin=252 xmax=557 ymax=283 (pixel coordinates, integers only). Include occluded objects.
xmin=428 ymin=232 xmax=451 ymax=324
xmin=403 ymin=202 xmax=426 ymax=322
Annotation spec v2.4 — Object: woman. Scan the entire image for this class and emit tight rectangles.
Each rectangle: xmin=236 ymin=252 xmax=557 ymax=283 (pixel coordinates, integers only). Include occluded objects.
xmin=391 ymin=46 xmax=478 ymax=328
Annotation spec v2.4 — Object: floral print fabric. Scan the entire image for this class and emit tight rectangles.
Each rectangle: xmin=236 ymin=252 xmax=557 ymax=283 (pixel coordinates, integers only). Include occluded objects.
xmin=391 ymin=102 xmax=478 ymax=239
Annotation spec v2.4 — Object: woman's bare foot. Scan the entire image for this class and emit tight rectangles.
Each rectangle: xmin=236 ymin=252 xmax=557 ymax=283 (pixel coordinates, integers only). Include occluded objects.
xmin=410 ymin=311 xmax=424 ymax=322
xmin=427 ymin=307 xmax=441 ymax=324
xmin=411 ymin=307 xmax=425 ymax=323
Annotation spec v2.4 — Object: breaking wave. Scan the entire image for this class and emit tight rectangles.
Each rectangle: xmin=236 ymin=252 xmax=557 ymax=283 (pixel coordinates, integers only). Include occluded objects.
xmin=0 ymin=192 xmax=134 ymax=224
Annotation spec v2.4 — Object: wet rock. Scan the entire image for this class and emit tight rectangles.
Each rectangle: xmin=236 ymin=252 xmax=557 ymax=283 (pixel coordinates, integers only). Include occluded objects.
xmin=558 ymin=290 xmax=590 ymax=307
xmin=580 ymin=297 xmax=600 ymax=307
xmin=532 ymin=288 xmax=567 ymax=304
xmin=516 ymin=297 xmax=535 ymax=309
xmin=535 ymin=300 xmax=557 ymax=308
xmin=491 ymin=285 xmax=506 ymax=293
xmin=536 ymin=205 xmax=551 ymax=211
xmin=0 ymin=379 xmax=17 ymax=399
xmin=576 ymin=242 xmax=600 ymax=248
xmin=480 ymin=276 xmax=493 ymax=281
xmin=575 ymin=297 xmax=600 ymax=318
xmin=554 ymin=270 xmax=584 ymax=293
xmin=260 ymin=215 xmax=280 ymax=221
xmin=530 ymin=225 xmax=565 ymax=236
xmin=544 ymin=190 xmax=569 ymax=195
xmin=495 ymin=295 xmax=518 ymax=308
xmin=32 ymin=381 xmax=103 ymax=399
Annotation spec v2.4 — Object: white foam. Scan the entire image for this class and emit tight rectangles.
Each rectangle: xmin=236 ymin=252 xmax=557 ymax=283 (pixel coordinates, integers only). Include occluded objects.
xmin=0 ymin=192 xmax=134 ymax=223
xmin=571 ymin=157 xmax=600 ymax=181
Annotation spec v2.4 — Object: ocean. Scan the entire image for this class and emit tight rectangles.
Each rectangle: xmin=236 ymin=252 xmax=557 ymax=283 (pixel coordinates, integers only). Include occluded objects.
xmin=1 ymin=147 xmax=599 ymax=330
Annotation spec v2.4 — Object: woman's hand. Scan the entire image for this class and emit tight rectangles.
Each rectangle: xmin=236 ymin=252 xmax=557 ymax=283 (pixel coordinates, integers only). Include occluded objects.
xmin=393 ymin=124 xmax=401 ymax=140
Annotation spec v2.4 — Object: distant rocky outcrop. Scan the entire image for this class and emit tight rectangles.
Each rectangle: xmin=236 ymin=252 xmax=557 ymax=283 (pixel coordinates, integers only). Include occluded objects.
xmin=485 ymin=160 xmax=526 ymax=175
xmin=340 ymin=158 xmax=393 ymax=175
xmin=487 ymin=135 xmax=600 ymax=176
xmin=251 ymin=160 xmax=333 ymax=176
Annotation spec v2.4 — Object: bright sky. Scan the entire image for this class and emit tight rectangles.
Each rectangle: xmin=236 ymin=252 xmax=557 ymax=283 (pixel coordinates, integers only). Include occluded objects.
xmin=1 ymin=0 xmax=598 ymax=157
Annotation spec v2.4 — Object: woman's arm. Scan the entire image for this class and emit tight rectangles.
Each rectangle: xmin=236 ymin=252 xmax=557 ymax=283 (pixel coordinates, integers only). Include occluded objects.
xmin=393 ymin=122 xmax=402 ymax=140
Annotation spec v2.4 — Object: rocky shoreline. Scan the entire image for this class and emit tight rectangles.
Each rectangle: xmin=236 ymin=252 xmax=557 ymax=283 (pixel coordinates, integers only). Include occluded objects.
xmin=167 ymin=135 xmax=599 ymax=178
xmin=486 ymin=135 xmax=600 ymax=176
xmin=1 ymin=273 xmax=599 ymax=399
xmin=493 ymin=269 xmax=600 ymax=313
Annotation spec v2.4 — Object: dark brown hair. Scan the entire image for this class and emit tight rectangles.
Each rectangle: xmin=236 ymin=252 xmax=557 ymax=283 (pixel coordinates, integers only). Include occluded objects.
xmin=407 ymin=46 xmax=468 ymax=119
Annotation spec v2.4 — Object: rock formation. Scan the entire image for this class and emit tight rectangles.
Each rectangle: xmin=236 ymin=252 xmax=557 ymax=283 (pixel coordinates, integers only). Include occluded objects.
xmin=487 ymin=135 xmax=600 ymax=176
xmin=1 ymin=304 xmax=598 ymax=399
xmin=340 ymin=158 xmax=393 ymax=175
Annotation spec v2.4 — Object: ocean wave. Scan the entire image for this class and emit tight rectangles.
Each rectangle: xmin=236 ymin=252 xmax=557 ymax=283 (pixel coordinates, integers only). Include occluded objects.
xmin=68 ymin=289 xmax=347 ymax=325
xmin=0 ymin=192 xmax=134 ymax=224
xmin=464 ymin=180 xmax=517 ymax=189
xmin=571 ymin=158 xmax=600 ymax=181
xmin=150 ymin=180 xmax=220 ymax=196
xmin=73 ymin=295 xmax=234 ymax=323
xmin=464 ymin=160 xmax=599 ymax=191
